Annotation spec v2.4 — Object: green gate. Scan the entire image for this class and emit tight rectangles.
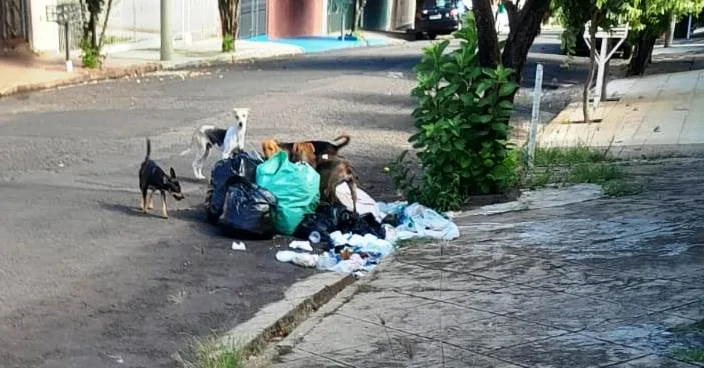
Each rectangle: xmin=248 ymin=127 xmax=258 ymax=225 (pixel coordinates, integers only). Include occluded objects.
xmin=327 ymin=0 xmax=355 ymax=35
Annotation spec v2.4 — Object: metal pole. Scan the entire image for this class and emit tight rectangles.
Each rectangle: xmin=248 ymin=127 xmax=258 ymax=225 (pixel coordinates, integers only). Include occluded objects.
xmin=593 ymin=38 xmax=608 ymax=109
xmin=687 ymin=15 xmax=693 ymax=40
xmin=64 ymin=22 xmax=74 ymax=72
xmin=527 ymin=64 xmax=543 ymax=171
xmin=341 ymin=7 xmax=345 ymax=40
xmin=160 ymin=0 xmax=173 ymax=61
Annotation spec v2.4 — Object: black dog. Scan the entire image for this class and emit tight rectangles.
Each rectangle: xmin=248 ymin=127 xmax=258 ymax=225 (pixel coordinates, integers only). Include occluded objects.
xmin=139 ymin=138 xmax=184 ymax=218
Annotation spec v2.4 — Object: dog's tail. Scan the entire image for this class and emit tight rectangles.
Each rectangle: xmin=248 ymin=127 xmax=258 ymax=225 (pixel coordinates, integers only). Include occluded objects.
xmin=333 ymin=134 xmax=351 ymax=149
xmin=145 ymin=138 xmax=152 ymax=161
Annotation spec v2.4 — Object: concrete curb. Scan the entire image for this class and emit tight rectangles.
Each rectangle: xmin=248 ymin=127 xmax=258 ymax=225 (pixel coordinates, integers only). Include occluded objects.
xmin=0 ymin=63 xmax=163 ymax=98
xmin=0 ymin=37 xmax=406 ymax=99
xmin=0 ymin=51 xmax=304 ymax=99
xmin=172 ymin=271 xmax=355 ymax=367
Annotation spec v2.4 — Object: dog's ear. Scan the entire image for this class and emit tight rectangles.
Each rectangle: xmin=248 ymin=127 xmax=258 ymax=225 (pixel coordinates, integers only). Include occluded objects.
xmin=170 ymin=167 xmax=176 ymax=178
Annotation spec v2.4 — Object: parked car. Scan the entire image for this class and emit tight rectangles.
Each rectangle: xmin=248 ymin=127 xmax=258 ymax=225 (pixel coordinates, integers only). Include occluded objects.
xmin=411 ymin=0 xmax=467 ymax=40
xmin=561 ymin=26 xmax=633 ymax=59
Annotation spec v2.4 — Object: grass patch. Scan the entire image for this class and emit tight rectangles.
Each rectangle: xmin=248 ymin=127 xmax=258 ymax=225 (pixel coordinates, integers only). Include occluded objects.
xmin=673 ymin=348 xmax=704 ymax=363
xmin=523 ymin=145 xmax=644 ymax=197
xmin=182 ymin=335 xmax=244 ymax=368
xmin=534 ymin=145 xmax=610 ymax=166
xmin=567 ymin=163 xmax=624 ymax=185
xmin=602 ymin=179 xmax=645 ymax=197
xmin=103 ymin=35 xmax=132 ymax=45
xmin=668 ymin=319 xmax=704 ymax=333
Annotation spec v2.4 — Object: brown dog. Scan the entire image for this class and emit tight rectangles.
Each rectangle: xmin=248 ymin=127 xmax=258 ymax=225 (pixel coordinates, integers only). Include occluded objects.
xmin=316 ymin=157 xmax=358 ymax=215
xmin=261 ymin=139 xmax=280 ymax=159
xmin=261 ymin=135 xmax=350 ymax=164
xmin=291 ymin=142 xmax=317 ymax=167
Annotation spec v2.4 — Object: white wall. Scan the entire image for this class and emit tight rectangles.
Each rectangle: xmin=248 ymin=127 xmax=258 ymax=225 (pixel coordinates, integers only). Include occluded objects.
xmin=107 ymin=0 xmax=220 ymax=42
xmin=29 ymin=0 xmax=61 ymax=53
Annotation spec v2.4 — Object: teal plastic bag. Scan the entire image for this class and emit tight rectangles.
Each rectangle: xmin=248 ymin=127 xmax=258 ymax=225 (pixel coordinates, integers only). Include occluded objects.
xmin=255 ymin=151 xmax=320 ymax=235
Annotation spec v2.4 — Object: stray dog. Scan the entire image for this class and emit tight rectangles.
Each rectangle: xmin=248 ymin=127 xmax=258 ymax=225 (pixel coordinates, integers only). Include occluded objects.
xmin=291 ymin=142 xmax=317 ymax=167
xmin=140 ymin=138 xmax=185 ymax=218
xmin=316 ymin=157 xmax=358 ymax=215
xmin=179 ymin=107 xmax=250 ymax=180
xmin=261 ymin=135 xmax=350 ymax=163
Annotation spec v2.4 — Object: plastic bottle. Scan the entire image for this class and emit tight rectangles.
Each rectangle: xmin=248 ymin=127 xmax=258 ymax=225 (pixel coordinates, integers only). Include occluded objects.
xmin=309 ymin=231 xmax=321 ymax=243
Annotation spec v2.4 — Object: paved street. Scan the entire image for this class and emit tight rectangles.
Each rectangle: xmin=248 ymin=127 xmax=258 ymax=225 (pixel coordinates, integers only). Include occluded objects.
xmin=275 ymin=159 xmax=704 ymax=368
xmin=0 ymin=35 xmax=586 ymax=367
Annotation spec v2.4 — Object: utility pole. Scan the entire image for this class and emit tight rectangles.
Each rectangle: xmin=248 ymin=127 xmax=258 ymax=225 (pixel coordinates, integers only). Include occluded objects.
xmin=160 ymin=0 xmax=173 ymax=61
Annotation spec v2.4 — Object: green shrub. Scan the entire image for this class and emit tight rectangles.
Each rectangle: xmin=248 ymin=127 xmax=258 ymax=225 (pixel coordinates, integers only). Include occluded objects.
xmin=222 ymin=34 xmax=234 ymax=52
xmin=391 ymin=12 xmax=519 ymax=211
xmin=80 ymin=41 xmax=102 ymax=69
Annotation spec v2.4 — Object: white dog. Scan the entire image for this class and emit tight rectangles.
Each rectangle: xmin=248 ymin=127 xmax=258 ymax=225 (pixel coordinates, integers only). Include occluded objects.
xmin=180 ymin=107 xmax=249 ymax=180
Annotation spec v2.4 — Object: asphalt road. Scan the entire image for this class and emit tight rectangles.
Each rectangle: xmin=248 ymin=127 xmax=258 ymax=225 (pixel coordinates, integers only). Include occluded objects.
xmin=0 ymin=34 xmax=589 ymax=367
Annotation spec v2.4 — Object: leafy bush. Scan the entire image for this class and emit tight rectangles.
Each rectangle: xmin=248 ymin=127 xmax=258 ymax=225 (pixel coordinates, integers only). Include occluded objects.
xmin=391 ymin=12 xmax=519 ymax=211
xmin=80 ymin=41 xmax=102 ymax=69
xmin=222 ymin=34 xmax=235 ymax=52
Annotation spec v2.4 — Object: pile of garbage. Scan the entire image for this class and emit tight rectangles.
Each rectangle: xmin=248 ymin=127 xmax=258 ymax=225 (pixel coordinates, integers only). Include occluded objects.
xmin=204 ymin=151 xmax=460 ymax=276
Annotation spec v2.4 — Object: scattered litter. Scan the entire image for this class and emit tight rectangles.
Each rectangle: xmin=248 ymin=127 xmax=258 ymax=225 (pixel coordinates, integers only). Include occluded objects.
xmin=308 ymin=231 xmax=321 ymax=243
xmin=276 ymin=250 xmax=318 ymax=268
xmin=335 ymin=183 xmax=383 ymax=222
xmin=202 ymin=141 xmax=461 ymax=276
xmin=289 ymin=240 xmax=313 ymax=252
xmin=231 ymin=241 xmax=246 ymax=251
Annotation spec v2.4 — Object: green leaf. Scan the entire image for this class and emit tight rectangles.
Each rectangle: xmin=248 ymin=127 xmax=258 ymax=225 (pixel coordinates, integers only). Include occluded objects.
xmin=474 ymin=115 xmax=492 ymax=124
xmin=498 ymin=83 xmax=518 ymax=97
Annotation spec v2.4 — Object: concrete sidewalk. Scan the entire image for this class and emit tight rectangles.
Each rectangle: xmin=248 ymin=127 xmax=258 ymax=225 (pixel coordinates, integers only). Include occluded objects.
xmin=0 ymin=33 xmax=403 ymax=97
xmin=538 ymin=68 xmax=704 ymax=158
xmin=271 ymin=160 xmax=704 ymax=368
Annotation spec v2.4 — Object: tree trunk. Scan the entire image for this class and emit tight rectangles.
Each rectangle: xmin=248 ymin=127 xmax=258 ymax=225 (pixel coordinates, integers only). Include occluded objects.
xmin=500 ymin=0 xmax=551 ymax=92
xmin=582 ymin=16 xmax=598 ymax=124
xmin=664 ymin=13 xmax=676 ymax=48
xmin=353 ymin=0 xmax=367 ymax=32
xmin=627 ymin=32 xmax=657 ymax=76
xmin=218 ymin=0 xmax=239 ymax=51
xmin=97 ymin=0 xmax=114 ymax=51
xmin=472 ymin=0 xmax=500 ymax=68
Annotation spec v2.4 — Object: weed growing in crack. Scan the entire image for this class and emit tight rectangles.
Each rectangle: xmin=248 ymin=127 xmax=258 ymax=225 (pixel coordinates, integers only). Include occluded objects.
xmin=534 ymin=145 xmax=611 ymax=166
xmin=673 ymin=348 xmax=704 ymax=364
xmin=522 ymin=144 xmax=644 ymax=197
xmin=181 ymin=334 xmax=244 ymax=368
xmin=668 ymin=319 xmax=704 ymax=333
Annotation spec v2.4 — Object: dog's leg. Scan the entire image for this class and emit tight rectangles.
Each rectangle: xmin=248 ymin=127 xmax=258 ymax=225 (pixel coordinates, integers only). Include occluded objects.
xmin=160 ymin=191 xmax=169 ymax=219
xmin=193 ymin=145 xmax=209 ymax=180
xmin=140 ymin=187 xmax=148 ymax=213
xmin=147 ymin=189 xmax=155 ymax=209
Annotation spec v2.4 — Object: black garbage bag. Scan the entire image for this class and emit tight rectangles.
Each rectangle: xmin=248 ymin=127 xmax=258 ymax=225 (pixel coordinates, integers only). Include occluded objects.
xmin=294 ymin=202 xmax=386 ymax=249
xmin=220 ymin=175 xmax=278 ymax=239
xmin=205 ymin=152 xmax=263 ymax=224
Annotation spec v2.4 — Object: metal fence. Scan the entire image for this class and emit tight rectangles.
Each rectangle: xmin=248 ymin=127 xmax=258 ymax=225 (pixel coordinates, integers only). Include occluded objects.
xmin=327 ymin=0 xmax=354 ymax=35
xmin=107 ymin=0 xmax=220 ymax=43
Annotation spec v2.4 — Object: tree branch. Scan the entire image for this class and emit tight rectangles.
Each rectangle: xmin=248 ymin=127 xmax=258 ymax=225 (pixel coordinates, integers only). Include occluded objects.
xmin=501 ymin=0 xmax=519 ymax=30
xmin=472 ymin=0 xmax=500 ymax=68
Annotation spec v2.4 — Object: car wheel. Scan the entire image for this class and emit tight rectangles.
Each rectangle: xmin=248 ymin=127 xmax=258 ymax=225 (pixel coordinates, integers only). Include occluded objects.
xmin=414 ymin=32 xmax=423 ymax=41
xmin=427 ymin=33 xmax=437 ymax=40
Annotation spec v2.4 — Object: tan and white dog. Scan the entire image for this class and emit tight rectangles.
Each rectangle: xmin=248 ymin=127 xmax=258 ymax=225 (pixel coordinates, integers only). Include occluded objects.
xmin=180 ymin=108 xmax=249 ymax=180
